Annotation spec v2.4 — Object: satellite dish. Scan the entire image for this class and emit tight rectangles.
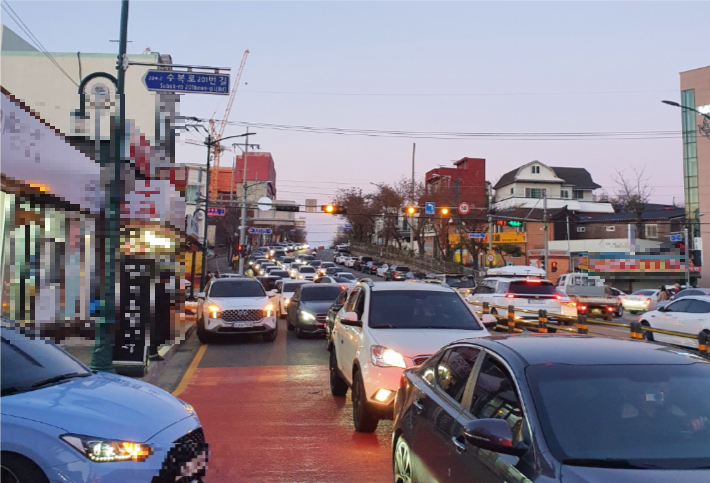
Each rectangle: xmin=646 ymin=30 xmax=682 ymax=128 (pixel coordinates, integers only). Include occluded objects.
xmin=257 ymin=197 xmax=273 ymax=211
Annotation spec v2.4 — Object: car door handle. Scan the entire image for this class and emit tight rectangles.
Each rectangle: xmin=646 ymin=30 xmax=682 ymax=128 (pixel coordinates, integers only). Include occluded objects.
xmin=412 ymin=399 xmax=424 ymax=412
xmin=451 ymin=436 xmax=466 ymax=453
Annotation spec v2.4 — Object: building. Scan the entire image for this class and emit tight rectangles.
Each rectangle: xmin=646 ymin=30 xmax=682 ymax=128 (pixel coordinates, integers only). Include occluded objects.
xmin=183 ymin=163 xmax=208 ymax=241
xmin=679 ymin=65 xmax=710 ymax=285
xmin=213 ymin=152 xmax=277 ymax=204
xmin=425 ymin=157 xmax=486 ymax=207
xmin=295 ymin=217 xmax=307 ymax=229
xmin=575 ymin=204 xmax=685 ymax=242
xmin=492 ymin=161 xmax=614 ymax=214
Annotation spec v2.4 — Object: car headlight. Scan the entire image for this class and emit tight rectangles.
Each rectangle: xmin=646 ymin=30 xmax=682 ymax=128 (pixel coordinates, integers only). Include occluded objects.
xmin=61 ymin=434 xmax=152 ymax=462
xmin=264 ymin=303 xmax=274 ymax=317
xmin=300 ymin=310 xmax=316 ymax=321
xmin=371 ymin=345 xmax=406 ymax=369
xmin=284 ymin=298 xmax=291 ymax=306
xmin=298 ymin=275 xmax=304 ymax=279
xmin=208 ymin=304 xmax=221 ymax=318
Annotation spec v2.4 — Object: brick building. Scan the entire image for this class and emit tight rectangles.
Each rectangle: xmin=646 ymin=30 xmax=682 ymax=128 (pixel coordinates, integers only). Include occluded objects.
xmin=425 ymin=157 xmax=486 ymax=208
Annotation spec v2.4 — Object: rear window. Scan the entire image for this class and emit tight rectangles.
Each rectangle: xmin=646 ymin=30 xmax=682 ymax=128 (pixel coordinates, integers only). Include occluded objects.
xmin=337 ymin=273 xmax=356 ymax=281
xmin=445 ymin=276 xmax=475 ymax=288
xmin=322 ymin=262 xmax=335 ymax=268
xmin=369 ymin=291 xmax=482 ymax=330
xmin=300 ymin=256 xmax=315 ymax=261
xmin=301 ymin=286 xmax=343 ymax=302
xmin=210 ymin=281 xmax=266 ymax=298
xmin=283 ymin=283 xmax=304 ymax=293
xmin=282 ymin=257 xmax=295 ymax=263
xmin=507 ymin=281 xmax=557 ymax=295
xmin=271 ymin=271 xmax=290 ymax=278
xmin=395 ymin=267 xmax=410 ymax=272
xmin=361 ymin=257 xmax=373 ymax=262
xmin=299 ymin=267 xmax=316 ymax=273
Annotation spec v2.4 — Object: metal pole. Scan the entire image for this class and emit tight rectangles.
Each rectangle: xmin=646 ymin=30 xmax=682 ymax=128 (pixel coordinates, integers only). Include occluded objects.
xmin=566 ymin=214 xmax=572 ymax=271
xmin=543 ymin=191 xmax=549 ymax=278
xmin=230 ymin=150 xmax=236 ymax=204
xmin=91 ymin=0 xmax=129 ymax=372
xmin=200 ymin=134 xmax=212 ymax=292
xmin=410 ymin=143 xmax=415 ymax=252
xmin=238 ymin=128 xmax=250 ymax=274
xmin=487 ymin=184 xmax=493 ymax=268
xmin=685 ymin=227 xmax=690 ymax=288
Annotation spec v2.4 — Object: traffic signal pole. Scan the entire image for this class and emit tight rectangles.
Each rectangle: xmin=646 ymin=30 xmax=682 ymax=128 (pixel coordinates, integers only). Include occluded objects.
xmin=238 ymin=128 xmax=250 ymax=275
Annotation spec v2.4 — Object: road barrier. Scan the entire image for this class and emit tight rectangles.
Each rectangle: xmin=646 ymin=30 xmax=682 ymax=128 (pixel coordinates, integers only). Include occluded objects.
xmin=468 ymin=300 xmax=710 ymax=357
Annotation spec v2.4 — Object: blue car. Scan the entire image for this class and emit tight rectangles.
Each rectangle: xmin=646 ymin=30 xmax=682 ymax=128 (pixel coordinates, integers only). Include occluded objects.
xmin=1 ymin=325 xmax=208 ymax=483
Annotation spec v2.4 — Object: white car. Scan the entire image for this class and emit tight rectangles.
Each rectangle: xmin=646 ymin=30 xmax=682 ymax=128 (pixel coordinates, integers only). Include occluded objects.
xmin=335 ymin=253 xmax=348 ymax=265
xmin=639 ymin=295 xmax=710 ymax=349
xmin=376 ymin=264 xmax=389 ymax=277
xmin=274 ymin=280 xmax=310 ymax=319
xmin=344 ymin=257 xmax=358 ymax=268
xmin=328 ymin=280 xmax=492 ymax=432
xmin=196 ymin=278 xmax=278 ymax=343
xmin=467 ymin=268 xmax=577 ymax=325
xmin=296 ymin=265 xmax=317 ymax=281
xmin=622 ymin=289 xmax=660 ymax=314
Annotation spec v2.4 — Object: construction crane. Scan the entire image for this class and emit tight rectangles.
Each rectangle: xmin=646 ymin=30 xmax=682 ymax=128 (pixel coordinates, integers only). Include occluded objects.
xmin=209 ymin=49 xmax=250 ymax=201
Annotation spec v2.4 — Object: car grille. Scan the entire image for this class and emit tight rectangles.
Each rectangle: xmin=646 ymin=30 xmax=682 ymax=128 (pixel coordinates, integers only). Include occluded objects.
xmin=412 ymin=355 xmax=431 ymax=366
xmin=153 ymin=428 xmax=208 ymax=483
xmin=221 ymin=309 xmax=266 ymax=322
xmin=316 ymin=314 xmax=327 ymax=323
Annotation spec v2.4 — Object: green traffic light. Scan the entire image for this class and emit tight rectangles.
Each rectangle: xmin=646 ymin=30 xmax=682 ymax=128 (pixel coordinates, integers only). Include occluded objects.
xmin=508 ymin=220 xmax=523 ymax=227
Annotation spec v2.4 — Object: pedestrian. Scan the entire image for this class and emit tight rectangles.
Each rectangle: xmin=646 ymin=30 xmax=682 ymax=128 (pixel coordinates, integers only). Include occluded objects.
xmin=674 ymin=282 xmax=682 ymax=294
xmin=214 ymin=271 xmax=220 ymax=279
xmin=657 ymin=285 xmax=670 ymax=303
xmin=205 ymin=271 xmax=213 ymax=285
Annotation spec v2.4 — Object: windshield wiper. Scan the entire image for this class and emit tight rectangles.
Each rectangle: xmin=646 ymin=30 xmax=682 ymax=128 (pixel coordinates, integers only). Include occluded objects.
xmin=563 ymin=458 xmax=661 ymax=469
xmin=31 ymin=371 xmax=92 ymax=389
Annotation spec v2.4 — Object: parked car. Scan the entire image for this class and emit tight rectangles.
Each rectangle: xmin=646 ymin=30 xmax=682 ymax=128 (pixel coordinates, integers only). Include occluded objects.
xmin=0 ymin=325 xmax=209 ymax=483
xmin=353 ymin=256 xmax=373 ymax=271
xmin=640 ymin=295 xmax=710 ymax=349
xmin=622 ymin=289 xmax=661 ymax=314
xmin=607 ymin=286 xmax=627 ymax=317
xmin=656 ymin=288 xmax=710 ymax=310
xmin=393 ymin=334 xmax=710 ymax=483
xmin=328 ymin=280 xmax=492 ymax=432
xmin=376 ymin=263 xmax=390 ymax=277
xmin=196 ymin=278 xmax=278 ymax=343
xmin=367 ymin=262 xmax=383 ymax=275
xmin=274 ymin=280 xmax=310 ymax=319
xmin=344 ymin=257 xmax=358 ymax=268
xmin=286 ymin=283 xmax=343 ymax=338
xmin=334 ymin=272 xmax=357 ymax=283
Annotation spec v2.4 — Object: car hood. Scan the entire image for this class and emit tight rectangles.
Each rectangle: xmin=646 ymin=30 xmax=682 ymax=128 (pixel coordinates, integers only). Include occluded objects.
xmin=208 ymin=296 xmax=269 ymax=309
xmin=300 ymin=300 xmax=336 ymax=315
xmin=1 ymin=372 xmax=192 ymax=442
xmin=561 ymin=464 xmax=710 ymax=482
xmin=368 ymin=328 xmax=487 ymax=359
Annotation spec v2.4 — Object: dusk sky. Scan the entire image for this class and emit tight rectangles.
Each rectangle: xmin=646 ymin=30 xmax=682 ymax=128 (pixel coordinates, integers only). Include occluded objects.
xmin=6 ymin=1 xmax=709 ymax=246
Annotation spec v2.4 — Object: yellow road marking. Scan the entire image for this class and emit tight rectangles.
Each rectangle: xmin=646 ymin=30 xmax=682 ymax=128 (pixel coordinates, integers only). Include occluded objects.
xmin=172 ymin=343 xmax=207 ymax=397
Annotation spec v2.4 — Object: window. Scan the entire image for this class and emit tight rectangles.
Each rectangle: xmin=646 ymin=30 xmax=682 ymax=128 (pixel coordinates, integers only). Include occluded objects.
xmin=474 ymin=280 xmax=496 ymax=294
xmin=510 ymin=188 xmax=514 ymax=194
xmin=436 ymin=346 xmax=482 ymax=403
xmin=186 ymin=185 xmax=199 ymax=204
xmin=645 ymin=224 xmax=658 ymax=238
xmin=208 ymin=280 xmax=266 ymax=298
xmin=419 ymin=353 xmax=443 ymax=386
xmin=345 ymin=288 xmax=361 ymax=313
xmin=525 ymin=188 xmax=547 ymax=199
xmin=301 ymin=286 xmax=343 ymax=301
xmin=573 ymin=190 xmax=584 ymax=200
xmin=577 ymin=226 xmax=586 ymax=233
xmin=665 ymin=299 xmax=693 ymax=313
xmin=606 ymin=226 xmax=616 ymax=232
xmin=531 ymin=166 xmax=540 ymax=174
xmin=687 ymin=300 xmax=710 ymax=314
xmin=368 ymin=291 xmax=482 ymax=330
xmin=561 ymin=190 xmax=569 ymax=199
xmin=469 ymin=356 xmax=525 ymax=441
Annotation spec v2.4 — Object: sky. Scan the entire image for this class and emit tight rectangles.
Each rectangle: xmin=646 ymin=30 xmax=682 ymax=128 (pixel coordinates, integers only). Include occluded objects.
xmin=4 ymin=0 xmax=709 ymax=247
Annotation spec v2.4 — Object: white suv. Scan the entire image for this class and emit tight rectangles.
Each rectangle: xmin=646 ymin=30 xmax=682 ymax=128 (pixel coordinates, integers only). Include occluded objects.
xmin=328 ymin=280 xmax=491 ymax=432
xmin=196 ymin=278 xmax=278 ymax=343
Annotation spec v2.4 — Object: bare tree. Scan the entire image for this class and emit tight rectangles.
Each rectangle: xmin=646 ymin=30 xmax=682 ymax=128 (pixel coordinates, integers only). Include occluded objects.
xmin=333 ymin=187 xmax=376 ymax=242
xmin=613 ymin=167 xmax=654 ymax=239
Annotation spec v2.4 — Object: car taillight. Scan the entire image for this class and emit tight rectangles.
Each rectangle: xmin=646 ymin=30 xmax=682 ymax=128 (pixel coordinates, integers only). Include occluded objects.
xmin=607 ymin=306 xmax=615 ymax=312
xmin=505 ymin=293 xmax=515 ymax=298
xmin=579 ymin=305 xmax=588 ymax=312
xmin=399 ymin=372 xmax=408 ymax=389
xmin=340 ymin=285 xmax=346 ymax=290
xmin=645 ymin=298 xmax=651 ymax=305
xmin=555 ymin=295 xmax=562 ymax=300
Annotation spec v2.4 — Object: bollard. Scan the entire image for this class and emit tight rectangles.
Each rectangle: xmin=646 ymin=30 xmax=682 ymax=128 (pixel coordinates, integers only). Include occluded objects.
xmin=630 ymin=320 xmax=643 ymax=340
xmin=538 ymin=309 xmax=548 ymax=333
xmin=577 ymin=314 xmax=588 ymax=335
xmin=698 ymin=331 xmax=709 ymax=357
xmin=482 ymin=301 xmax=490 ymax=315
xmin=508 ymin=305 xmax=516 ymax=334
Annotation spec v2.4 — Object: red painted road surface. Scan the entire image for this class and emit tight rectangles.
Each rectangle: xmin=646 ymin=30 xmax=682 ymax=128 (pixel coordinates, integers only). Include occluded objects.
xmin=179 ymin=364 xmax=393 ymax=482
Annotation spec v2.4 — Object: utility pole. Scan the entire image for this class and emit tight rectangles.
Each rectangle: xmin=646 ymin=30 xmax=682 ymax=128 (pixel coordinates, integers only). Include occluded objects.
xmin=487 ymin=184 xmax=493 ymax=268
xmin=543 ymin=191 xmax=549 ymax=278
xmin=685 ymin=227 xmax=691 ymax=288
xmin=238 ymin=128 xmax=251 ymax=275
xmin=200 ymin=133 xmax=212 ymax=292
xmin=410 ymin=143 xmax=415 ymax=252
xmin=91 ymin=0 xmax=129 ymax=373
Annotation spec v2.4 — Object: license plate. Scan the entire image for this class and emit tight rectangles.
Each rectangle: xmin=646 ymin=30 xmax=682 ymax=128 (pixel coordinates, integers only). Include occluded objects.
xmin=316 ymin=323 xmax=326 ymax=327
xmin=528 ymin=300 xmax=545 ymax=305
xmin=232 ymin=322 xmax=253 ymax=328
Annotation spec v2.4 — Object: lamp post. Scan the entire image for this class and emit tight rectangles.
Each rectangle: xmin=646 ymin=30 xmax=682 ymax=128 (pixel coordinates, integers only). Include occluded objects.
xmin=662 ymin=100 xmax=710 ymax=121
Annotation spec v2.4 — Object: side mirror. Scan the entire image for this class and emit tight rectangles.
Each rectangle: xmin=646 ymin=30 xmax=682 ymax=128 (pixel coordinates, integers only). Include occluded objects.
xmin=462 ymin=419 xmax=527 ymax=457
xmin=341 ymin=311 xmax=362 ymax=327
xmin=197 ymin=292 xmax=206 ymax=299
xmin=481 ymin=314 xmax=497 ymax=328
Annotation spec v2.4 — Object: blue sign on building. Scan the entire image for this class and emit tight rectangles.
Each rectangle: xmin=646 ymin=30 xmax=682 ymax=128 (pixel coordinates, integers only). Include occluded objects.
xmin=425 ymin=202 xmax=435 ymax=215
xmin=142 ymin=70 xmax=230 ymax=95
xmin=344 ymin=224 xmax=353 ymax=230
xmin=670 ymin=234 xmax=683 ymax=242
xmin=468 ymin=232 xmax=486 ymax=239
xmin=248 ymin=227 xmax=272 ymax=235
xmin=207 ymin=207 xmax=226 ymax=216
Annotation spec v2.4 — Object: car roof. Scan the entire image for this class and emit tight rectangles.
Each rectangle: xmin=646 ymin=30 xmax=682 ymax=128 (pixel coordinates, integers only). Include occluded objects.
xmin=460 ymin=334 xmax=708 ymax=366
xmin=212 ymin=277 xmax=260 ymax=284
xmin=368 ymin=281 xmax=455 ymax=293
xmin=483 ymin=276 xmax=553 ymax=283
xmin=667 ymin=295 xmax=710 ymax=302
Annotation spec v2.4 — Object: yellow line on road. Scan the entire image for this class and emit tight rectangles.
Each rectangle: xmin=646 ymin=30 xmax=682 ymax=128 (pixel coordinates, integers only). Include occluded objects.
xmin=172 ymin=343 xmax=207 ymax=397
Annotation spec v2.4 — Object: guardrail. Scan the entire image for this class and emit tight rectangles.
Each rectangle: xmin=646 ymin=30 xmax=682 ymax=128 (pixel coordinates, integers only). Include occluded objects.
xmin=469 ymin=300 xmax=710 ymax=358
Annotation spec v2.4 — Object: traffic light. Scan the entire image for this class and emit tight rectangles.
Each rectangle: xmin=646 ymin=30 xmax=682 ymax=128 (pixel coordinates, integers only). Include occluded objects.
xmin=321 ymin=204 xmax=346 ymax=214
xmin=275 ymin=205 xmax=300 ymax=212
xmin=495 ymin=219 xmax=523 ymax=227
xmin=440 ymin=207 xmax=450 ymax=216
xmin=402 ymin=206 xmax=419 ymax=215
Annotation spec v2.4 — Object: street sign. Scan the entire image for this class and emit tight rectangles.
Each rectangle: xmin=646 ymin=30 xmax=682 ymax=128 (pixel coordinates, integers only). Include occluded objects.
xmin=670 ymin=234 xmax=683 ymax=242
xmin=207 ymin=207 xmax=226 ymax=216
xmin=468 ymin=232 xmax=486 ymax=239
xmin=257 ymin=197 xmax=273 ymax=211
xmin=458 ymin=202 xmax=470 ymax=215
xmin=487 ymin=254 xmax=495 ymax=262
xmin=344 ymin=224 xmax=353 ymax=230
xmin=142 ymin=70 xmax=230 ymax=95
xmin=485 ymin=233 xmax=527 ymax=244
xmin=248 ymin=227 xmax=273 ymax=235
xmin=425 ymin=202 xmax=435 ymax=215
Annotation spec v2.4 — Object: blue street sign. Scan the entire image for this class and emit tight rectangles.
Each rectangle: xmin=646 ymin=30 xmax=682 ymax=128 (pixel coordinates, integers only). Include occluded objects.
xmin=142 ymin=70 xmax=230 ymax=95
xmin=248 ymin=227 xmax=272 ymax=235
xmin=344 ymin=224 xmax=353 ymax=230
xmin=670 ymin=234 xmax=683 ymax=242
xmin=425 ymin=202 xmax=435 ymax=215
xmin=207 ymin=207 xmax=226 ymax=216
xmin=468 ymin=232 xmax=486 ymax=239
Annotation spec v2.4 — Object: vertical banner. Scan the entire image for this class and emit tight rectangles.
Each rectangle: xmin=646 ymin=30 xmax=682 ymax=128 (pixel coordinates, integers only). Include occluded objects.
xmin=113 ymin=257 xmax=154 ymax=367
xmin=206 ymin=225 xmax=216 ymax=247
xmin=628 ymin=224 xmax=636 ymax=255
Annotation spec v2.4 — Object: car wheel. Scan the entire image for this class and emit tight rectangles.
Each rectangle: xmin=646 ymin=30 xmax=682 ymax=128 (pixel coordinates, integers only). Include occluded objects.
xmin=630 ymin=310 xmax=638 ymax=315
xmin=352 ymin=371 xmax=379 ymax=432
xmin=329 ymin=349 xmax=348 ymax=397
xmin=641 ymin=321 xmax=654 ymax=341
xmin=1 ymin=453 xmax=50 ymax=483
xmin=393 ymin=436 xmax=414 ymax=483
xmin=263 ymin=326 xmax=277 ymax=342
xmin=196 ymin=316 xmax=213 ymax=344
xmin=615 ymin=305 xmax=624 ymax=318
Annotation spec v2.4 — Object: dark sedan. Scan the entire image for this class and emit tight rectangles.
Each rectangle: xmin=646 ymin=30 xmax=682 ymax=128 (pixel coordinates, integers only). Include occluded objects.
xmin=286 ymin=284 xmax=343 ymax=338
xmin=393 ymin=335 xmax=710 ymax=483
xmin=325 ymin=287 xmax=349 ymax=346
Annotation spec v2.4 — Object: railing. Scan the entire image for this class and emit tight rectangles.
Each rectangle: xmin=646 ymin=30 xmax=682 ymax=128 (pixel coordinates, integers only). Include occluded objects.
xmin=350 ymin=242 xmax=464 ymax=274
xmin=469 ymin=300 xmax=710 ymax=358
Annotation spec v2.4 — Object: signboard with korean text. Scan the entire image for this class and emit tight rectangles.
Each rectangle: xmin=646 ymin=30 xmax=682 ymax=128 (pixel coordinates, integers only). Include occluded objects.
xmin=121 ymin=179 xmax=185 ymax=229
xmin=483 ymin=233 xmax=527 ymax=244
xmin=113 ymin=257 xmax=152 ymax=367
xmin=207 ymin=207 xmax=226 ymax=216
xmin=206 ymin=225 xmax=217 ymax=246
xmin=142 ymin=71 xmax=230 ymax=95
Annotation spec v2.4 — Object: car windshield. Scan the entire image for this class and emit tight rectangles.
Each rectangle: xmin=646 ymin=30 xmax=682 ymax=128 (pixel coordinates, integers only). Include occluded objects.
xmin=300 ymin=256 xmax=315 ymax=261
xmin=445 ymin=276 xmax=475 ymax=288
xmin=301 ymin=286 xmax=343 ymax=302
xmin=395 ymin=267 xmax=410 ymax=272
xmin=299 ymin=267 xmax=316 ymax=273
xmin=507 ymin=280 xmax=558 ymax=295
xmin=1 ymin=327 xmax=92 ymax=396
xmin=527 ymin=362 xmax=710 ymax=470
xmin=322 ymin=262 xmax=335 ymax=268
xmin=209 ymin=281 xmax=266 ymax=298
xmin=283 ymin=258 xmax=295 ymax=263
xmin=369 ymin=291 xmax=483 ymax=330
xmin=334 ymin=277 xmax=353 ymax=283
xmin=337 ymin=273 xmax=356 ymax=281
xmin=283 ymin=283 xmax=304 ymax=293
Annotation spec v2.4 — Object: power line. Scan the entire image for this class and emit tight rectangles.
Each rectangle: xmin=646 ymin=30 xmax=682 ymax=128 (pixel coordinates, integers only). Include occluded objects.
xmin=240 ymin=89 xmax=680 ymax=98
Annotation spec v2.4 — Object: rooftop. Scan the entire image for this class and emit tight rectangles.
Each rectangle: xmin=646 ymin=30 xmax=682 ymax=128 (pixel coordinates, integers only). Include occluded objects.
xmin=494 ymin=164 xmax=601 ymax=190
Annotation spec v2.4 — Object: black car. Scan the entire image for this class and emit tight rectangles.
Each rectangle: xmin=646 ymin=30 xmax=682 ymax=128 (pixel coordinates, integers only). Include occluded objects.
xmin=254 ymin=276 xmax=281 ymax=292
xmin=353 ymin=256 xmax=373 ymax=271
xmin=387 ymin=266 xmax=410 ymax=281
xmin=269 ymin=269 xmax=290 ymax=280
xmin=286 ymin=284 xmax=343 ymax=339
xmin=393 ymin=335 xmax=710 ymax=483
xmin=368 ymin=262 xmax=383 ymax=276
xmin=325 ymin=288 xmax=349 ymax=346
xmin=325 ymin=267 xmax=341 ymax=276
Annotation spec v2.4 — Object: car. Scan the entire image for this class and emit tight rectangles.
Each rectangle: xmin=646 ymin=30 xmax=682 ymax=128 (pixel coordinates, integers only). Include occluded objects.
xmin=296 ymin=265 xmax=317 ymax=281
xmin=295 ymin=255 xmax=315 ymax=266
xmin=360 ymin=261 xmax=378 ymax=274
xmin=325 ymin=266 xmax=341 ymax=277
xmin=334 ymin=272 xmax=357 ymax=283
xmin=353 ymin=256 xmax=373 ymax=271
xmin=314 ymin=276 xmax=339 ymax=284
xmin=254 ymin=276 xmax=281 ymax=292
xmin=385 ymin=265 xmax=410 ymax=281
xmin=382 ymin=264 xmax=399 ymax=280
xmin=279 ymin=256 xmax=296 ymax=269
xmin=393 ymin=334 xmax=710 ymax=483
xmin=219 ymin=273 xmax=246 ymax=278
xmin=656 ymin=288 xmax=710 ymax=310
xmin=404 ymin=271 xmax=427 ymax=281
xmin=622 ymin=289 xmax=661 ymax=314
xmin=376 ymin=263 xmax=390 ymax=277
xmin=318 ymin=261 xmax=337 ymax=276
xmin=433 ymin=273 xmax=476 ymax=297
xmin=344 ymin=257 xmax=358 ymax=268
xmin=196 ymin=278 xmax=278 ymax=343
xmin=309 ymin=260 xmax=323 ymax=269
xmin=608 ymin=287 xmax=627 ymax=317
xmin=467 ymin=266 xmax=577 ymax=325
xmin=259 ymin=263 xmax=277 ymax=275
xmin=286 ymin=284 xmax=344 ymax=338
xmin=273 ymin=280 xmax=310 ymax=319
xmin=328 ymin=280 xmax=492 ymax=432
xmin=640 ymin=295 xmax=710 ymax=348
xmin=336 ymin=253 xmax=352 ymax=265
xmin=268 ymin=269 xmax=291 ymax=280
xmin=252 ymin=258 xmax=270 ymax=272
xmin=272 ymin=249 xmax=287 ymax=260
xmin=0 ymin=325 xmax=209 ymax=483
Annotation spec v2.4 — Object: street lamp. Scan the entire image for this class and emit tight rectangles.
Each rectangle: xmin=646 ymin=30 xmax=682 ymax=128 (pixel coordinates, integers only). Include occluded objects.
xmin=662 ymin=100 xmax=710 ymax=120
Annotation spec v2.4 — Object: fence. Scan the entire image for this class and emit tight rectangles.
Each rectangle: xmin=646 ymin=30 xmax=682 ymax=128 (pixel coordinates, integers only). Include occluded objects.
xmin=350 ymin=242 xmax=466 ymax=275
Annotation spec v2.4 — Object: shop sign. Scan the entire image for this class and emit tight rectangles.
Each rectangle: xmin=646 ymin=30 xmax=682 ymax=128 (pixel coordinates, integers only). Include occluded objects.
xmin=122 ymin=179 xmax=185 ymax=228
xmin=113 ymin=258 xmax=151 ymax=365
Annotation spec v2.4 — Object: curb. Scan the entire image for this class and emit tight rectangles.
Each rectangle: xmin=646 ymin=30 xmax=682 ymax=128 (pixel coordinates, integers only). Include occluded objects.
xmin=142 ymin=321 xmax=196 ymax=385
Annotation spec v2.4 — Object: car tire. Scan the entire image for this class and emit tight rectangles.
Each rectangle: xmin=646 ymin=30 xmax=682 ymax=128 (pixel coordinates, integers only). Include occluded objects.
xmin=630 ymin=310 xmax=638 ymax=315
xmin=1 ymin=453 xmax=50 ymax=483
xmin=196 ymin=316 xmax=213 ymax=344
xmin=352 ymin=371 xmax=379 ymax=433
xmin=263 ymin=326 xmax=277 ymax=342
xmin=615 ymin=305 xmax=624 ymax=318
xmin=329 ymin=349 xmax=348 ymax=397
xmin=641 ymin=321 xmax=654 ymax=341
xmin=393 ymin=436 xmax=414 ymax=483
